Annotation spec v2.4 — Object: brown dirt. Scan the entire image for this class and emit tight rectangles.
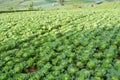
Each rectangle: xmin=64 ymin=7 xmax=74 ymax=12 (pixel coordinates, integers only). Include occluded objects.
xmin=28 ymin=67 xmax=38 ymax=73
xmin=117 ymin=56 xmax=120 ymax=60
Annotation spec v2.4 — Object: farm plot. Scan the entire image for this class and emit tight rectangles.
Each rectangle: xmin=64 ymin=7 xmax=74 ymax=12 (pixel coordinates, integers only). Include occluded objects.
xmin=0 ymin=9 xmax=120 ymax=80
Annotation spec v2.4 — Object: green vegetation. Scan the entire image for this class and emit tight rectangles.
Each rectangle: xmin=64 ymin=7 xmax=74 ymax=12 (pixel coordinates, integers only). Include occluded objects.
xmin=0 ymin=2 xmax=120 ymax=80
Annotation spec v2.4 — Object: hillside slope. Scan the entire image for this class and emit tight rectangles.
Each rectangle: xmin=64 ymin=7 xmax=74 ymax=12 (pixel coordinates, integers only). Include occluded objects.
xmin=0 ymin=0 xmax=119 ymax=11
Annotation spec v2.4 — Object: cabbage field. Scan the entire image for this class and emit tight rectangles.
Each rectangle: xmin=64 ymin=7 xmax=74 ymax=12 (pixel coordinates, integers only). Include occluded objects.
xmin=0 ymin=7 xmax=120 ymax=80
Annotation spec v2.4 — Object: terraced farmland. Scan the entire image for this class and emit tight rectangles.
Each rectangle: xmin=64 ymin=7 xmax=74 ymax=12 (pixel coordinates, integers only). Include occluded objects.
xmin=0 ymin=6 xmax=120 ymax=80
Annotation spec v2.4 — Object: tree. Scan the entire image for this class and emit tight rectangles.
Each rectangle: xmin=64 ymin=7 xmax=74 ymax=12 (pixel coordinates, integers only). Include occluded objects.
xmin=7 ymin=6 xmax=14 ymax=11
xmin=28 ymin=1 xmax=33 ymax=10
xmin=58 ymin=0 xmax=64 ymax=6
